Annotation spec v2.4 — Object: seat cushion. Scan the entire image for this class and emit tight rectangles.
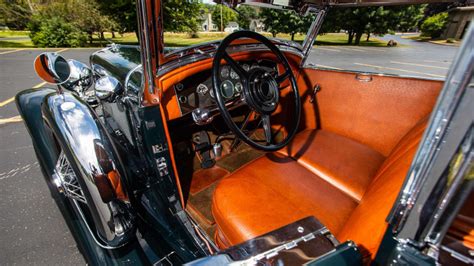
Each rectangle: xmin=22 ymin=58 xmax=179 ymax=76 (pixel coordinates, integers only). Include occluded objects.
xmin=280 ymin=130 xmax=386 ymax=201
xmin=212 ymin=154 xmax=358 ymax=247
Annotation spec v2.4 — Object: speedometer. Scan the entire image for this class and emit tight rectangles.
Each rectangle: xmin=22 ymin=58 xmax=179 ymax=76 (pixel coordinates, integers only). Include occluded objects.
xmin=220 ymin=80 xmax=234 ymax=99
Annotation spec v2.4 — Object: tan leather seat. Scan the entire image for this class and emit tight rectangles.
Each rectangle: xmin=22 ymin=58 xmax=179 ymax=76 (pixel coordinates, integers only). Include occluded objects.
xmin=212 ymin=119 xmax=427 ymax=258
xmin=279 ymin=129 xmax=386 ymax=201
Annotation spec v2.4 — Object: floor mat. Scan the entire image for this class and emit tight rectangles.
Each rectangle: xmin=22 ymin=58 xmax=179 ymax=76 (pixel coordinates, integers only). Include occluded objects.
xmin=185 ymin=142 xmax=264 ymax=238
xmin=217 ymin=146 xmax=264 ymax=172
xmin=190 ymin=166 xmax=230 ymax=195
xmin=188 ymin=182 xmax=218 ymax=224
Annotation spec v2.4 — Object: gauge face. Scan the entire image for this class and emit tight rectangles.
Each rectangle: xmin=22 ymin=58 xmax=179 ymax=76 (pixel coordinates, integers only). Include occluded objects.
xmin=220 ymin=80 xmax=234 ymax=99
xmin=242 ymin=64 xmax=250 ymax=71
xmin=230 ymin=69 xmax=239 ymax=79
xmin=196 ymin=83 xmax=209 ymax=95
xmin=235 ymin=82 xmax=243 ymax=93
xmin=175 ymin=83 xmax=184 ymax=91
xmin=221 ymin=66 xmax=230 ymax=79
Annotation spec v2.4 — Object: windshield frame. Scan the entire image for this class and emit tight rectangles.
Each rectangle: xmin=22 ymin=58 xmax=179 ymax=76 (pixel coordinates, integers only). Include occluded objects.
xmin=160 ymin=4 xmax=325 ymax=67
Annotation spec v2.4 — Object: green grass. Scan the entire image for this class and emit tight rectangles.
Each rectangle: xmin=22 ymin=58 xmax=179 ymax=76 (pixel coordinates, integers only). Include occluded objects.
xmin=162 ymin=32 xmax=387 ymax=47
xmin=400 ymin=34 xmax=460 ymax=46
xmin=0 ymin=39 xmax=35 ymax=48
xmin=0 ymin=31 xmax=388 ymax=48
xmin=315 ymin=33 xmax=387 ymax=47
xmin=401 ymin=34 xmax=431 ymax=41
xmin=0 ymin=30 xmax=30 ymax=38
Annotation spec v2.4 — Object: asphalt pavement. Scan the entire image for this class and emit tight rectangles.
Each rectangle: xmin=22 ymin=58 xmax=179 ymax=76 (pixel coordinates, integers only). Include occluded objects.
xmin=0 ymin=37 xmax=461 ymax=264
xmin=0 ymin=48 xmax=98 ymax=265
xmin=309 ymin=34 xmax=458 ymax=79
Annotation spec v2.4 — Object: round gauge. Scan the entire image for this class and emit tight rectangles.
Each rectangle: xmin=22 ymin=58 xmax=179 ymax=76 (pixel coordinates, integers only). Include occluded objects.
xmin=251 ymin=63 xmax=259 ymax=69
xmin=230 ymin=69 xmax=239 ymax=79
xmin=175 ymin=83 xmax=184 ymax=91
xmin=242 ymin=64 xmax=250 ymax=71
xmin=235 ymin=82 xmax=243 ymax=93
xmin=220 ymin=80 xmax=234 ymax=99
xmin=221 ymin=66 xmax=230 ymax=79
xmin=196 ymin=83 xmax=209 ymax=95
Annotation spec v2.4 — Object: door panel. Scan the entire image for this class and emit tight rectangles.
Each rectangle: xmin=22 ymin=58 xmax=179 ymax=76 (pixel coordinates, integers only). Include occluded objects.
xmin=297 ymin=68 xmax=443 ymax=156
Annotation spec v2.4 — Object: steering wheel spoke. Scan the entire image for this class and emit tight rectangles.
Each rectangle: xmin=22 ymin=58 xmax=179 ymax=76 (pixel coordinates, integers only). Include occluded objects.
xmin=223 ymin=52 xmax=248 ymax=80
xmin=261 ymin=114 xmax=273 ymax=144
xmin=275 ymin=70 xmax=290 ymax=85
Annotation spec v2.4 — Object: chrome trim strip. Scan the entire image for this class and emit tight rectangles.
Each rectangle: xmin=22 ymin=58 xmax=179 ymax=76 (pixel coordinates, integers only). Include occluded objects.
xmin=304 ymin=64 xmax=445 ymax=82
xmin=137 ymin=0 xmax=155 ymax=95
xmin=125 ymin=64 xmax=143 ymax=99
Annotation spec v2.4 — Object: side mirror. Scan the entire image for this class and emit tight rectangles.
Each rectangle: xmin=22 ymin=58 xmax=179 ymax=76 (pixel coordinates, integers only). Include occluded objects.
xmin=34 ymin=53 xmax=71 ymax=85
xmin=95 ymin=76 xmax=123 ymax=102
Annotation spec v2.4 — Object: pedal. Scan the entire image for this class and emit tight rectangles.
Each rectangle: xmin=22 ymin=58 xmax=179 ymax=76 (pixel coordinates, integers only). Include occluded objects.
xmin=193 ymin=131 xmax=215 ymax=169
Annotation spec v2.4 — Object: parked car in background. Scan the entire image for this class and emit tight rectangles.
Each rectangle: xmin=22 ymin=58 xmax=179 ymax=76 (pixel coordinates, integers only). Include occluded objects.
xmin=16 ymin=0 xmax=472 ymax=265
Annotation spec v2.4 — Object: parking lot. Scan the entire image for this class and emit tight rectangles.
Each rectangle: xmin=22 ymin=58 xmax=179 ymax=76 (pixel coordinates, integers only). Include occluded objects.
xmin=0 ymin=36 xmax=460 ymax=264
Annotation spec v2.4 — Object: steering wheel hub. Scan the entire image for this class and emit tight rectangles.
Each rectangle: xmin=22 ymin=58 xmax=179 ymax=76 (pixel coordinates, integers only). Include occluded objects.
xmin=245 ymin=68 xmax=280 ymax=114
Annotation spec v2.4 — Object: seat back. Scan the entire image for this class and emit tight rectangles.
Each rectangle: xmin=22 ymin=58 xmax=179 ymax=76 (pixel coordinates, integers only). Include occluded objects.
xmin=337 ymin=118 xmax=428 ymax=259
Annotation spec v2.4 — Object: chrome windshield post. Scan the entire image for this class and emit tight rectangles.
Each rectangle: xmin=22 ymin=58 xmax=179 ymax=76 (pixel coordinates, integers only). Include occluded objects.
xmin=300 ymin=7 xmax=327 ymax=68
xmin=136 ymin=0 xmax=162 ymax=102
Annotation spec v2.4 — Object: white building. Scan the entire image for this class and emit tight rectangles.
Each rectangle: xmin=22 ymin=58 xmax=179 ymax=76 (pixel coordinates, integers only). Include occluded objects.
xmin=201 ymin=13 xmax=218 ymax=32
xmin=224 ymin=22 xmax=239 ymax=33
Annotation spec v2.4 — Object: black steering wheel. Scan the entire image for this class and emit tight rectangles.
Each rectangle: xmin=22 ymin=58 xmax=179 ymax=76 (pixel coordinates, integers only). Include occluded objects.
xmin=212 ymin=31 xmax=301 ymax=152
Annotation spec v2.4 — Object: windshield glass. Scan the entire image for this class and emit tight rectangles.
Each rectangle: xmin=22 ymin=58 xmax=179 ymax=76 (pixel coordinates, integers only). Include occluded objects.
xmin=162 ymin=1 xmax=315 ymax=53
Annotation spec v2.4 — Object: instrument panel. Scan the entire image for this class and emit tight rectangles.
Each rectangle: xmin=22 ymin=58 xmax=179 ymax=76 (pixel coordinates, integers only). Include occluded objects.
xmin=173 ymin=59 xmax=278 ymax=116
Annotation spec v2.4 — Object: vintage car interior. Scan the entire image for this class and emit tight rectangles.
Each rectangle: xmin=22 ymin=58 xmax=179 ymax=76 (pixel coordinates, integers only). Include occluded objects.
xmin=19 ymin=0 xmax=472 ymax=264
xmin=160 ymin=30 xmax=445 ymax=259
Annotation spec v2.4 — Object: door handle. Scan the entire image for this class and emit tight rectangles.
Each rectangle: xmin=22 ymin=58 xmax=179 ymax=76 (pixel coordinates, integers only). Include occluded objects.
xmin=309 ymin=84 xmax=320 ymax=103
xmin=355 ymin=73 xmax=373 ymax=82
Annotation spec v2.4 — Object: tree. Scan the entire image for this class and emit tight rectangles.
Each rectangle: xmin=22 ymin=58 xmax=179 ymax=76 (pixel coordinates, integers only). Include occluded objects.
xmin=30 ymin=16 xmax=87 ymax=47
xmin=280 ymin=10 xmax=305 ymax=41
xmin=421 ymin=12 xmax=448 ymax=38
xmin=97 ymin=0 xmax=137 ymax=35
xmin=71 ymin=0 xmax=118 ymax=43
xmin=211 ymin=4 xmax=237 ymax=31
xmin=236 ymin=5 xmax=258 ymax=30
xmin=393 ymin=5 xmax=426 ymax=32
xmin=0 ymin=1 xmax=32 ymax=29
xmin=260 ymin=8 xmax=281 ymax=37
xmin=260 ymin=8 xmax=305 ymax=40
xmin=163 ymin=0 xmax=203 ymax=35
xmin=28 ymin=0 xmax=118 ymax=47
xmin=321 ymin=5 xmax=425 ymax=45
